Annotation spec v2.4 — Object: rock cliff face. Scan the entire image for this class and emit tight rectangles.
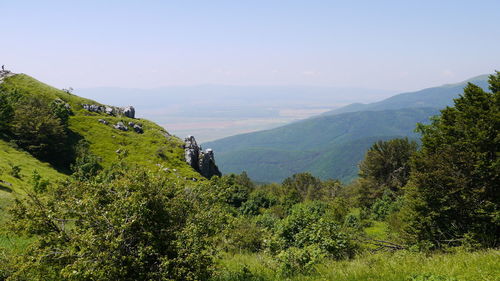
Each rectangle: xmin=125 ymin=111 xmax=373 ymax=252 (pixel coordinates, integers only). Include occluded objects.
xmin=184 ymin=136 xmax=221 ymax=179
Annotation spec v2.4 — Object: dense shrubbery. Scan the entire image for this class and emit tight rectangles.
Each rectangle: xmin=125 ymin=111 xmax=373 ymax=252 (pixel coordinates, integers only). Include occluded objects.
xmin=0 ymin=87 xmax=74 ymax=166
xmin=5 ymin=166 xmax=229 ymax=280
xmin=397 ymin=72 xmax=500 ymax=249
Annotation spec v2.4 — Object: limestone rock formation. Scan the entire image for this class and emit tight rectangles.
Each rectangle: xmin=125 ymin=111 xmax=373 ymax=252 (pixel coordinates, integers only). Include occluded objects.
xmin=183 ymin=136 xmax=221 ymax=179
xmin=82 ymin=104 xmax=135 ymax=119
xmin=122 ymin=106 xmax=135 ymax=118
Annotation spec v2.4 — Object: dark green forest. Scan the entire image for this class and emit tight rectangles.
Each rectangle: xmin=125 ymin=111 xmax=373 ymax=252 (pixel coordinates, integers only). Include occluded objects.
xmin=0 ymin=73 xmax=498 ymax=280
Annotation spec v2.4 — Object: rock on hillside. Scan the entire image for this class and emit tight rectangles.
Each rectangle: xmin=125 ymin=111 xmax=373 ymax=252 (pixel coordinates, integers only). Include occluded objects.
xmin=0 ymin=69 xmax=15 ymax=83
xmin=0 ymin=72 xmax=219 ymax=180
xmin=184 ymin=136 xmax=221 ymax=179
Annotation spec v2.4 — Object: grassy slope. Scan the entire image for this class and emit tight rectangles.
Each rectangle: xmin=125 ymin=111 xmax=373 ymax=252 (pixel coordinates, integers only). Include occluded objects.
xmin=0 ymin=74 xmax=199 ymax=178
xmin=213 ymin=250 xmax=500 ymax=281
xmin=0 ymin=74 xmax=201 ymax=253
xmin=0 ymin=139 xmax=66 ymax=254
xmin=206 ymin=108 xmax=438 ymax=183
xmin=0 ymin=139 xmax=67 ymax=216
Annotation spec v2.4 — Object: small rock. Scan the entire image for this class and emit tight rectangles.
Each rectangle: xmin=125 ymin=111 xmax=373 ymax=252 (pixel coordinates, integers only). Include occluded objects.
xmin=128 ymin=122 xmax=135 ymax=127
xmin=98 ymin=119 xmax=109 ymax=125
xmin=113 ymin=122 xmax=128 ymax=131
xmin=133 ymin=124 xmax=143 ymax=134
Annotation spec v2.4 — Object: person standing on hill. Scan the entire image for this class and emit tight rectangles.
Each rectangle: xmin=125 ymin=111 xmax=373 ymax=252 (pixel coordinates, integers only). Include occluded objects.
xmin=1 ymin=65 xmax=4 ymax=71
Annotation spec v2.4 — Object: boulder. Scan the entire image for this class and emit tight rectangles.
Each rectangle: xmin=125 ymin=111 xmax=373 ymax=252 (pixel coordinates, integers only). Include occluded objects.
xmin=133 ymin=124 xmax=143 ymax=134
xmin=122 ymin=106 xmax=135 ymax=118
xmin=113 ymin=122 xmax=128 ymax=131
xmin=98 ymin=119 xmax=109 ymax=125
xmin=105 ymin=107 xmax=114 ymax=115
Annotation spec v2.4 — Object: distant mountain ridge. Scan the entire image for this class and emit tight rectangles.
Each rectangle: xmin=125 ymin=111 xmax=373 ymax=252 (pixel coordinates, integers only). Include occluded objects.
xmin=321 ymin=75 xmax=489 ymax=116
xmin=204 ymin=74 xmax=490 ymax=183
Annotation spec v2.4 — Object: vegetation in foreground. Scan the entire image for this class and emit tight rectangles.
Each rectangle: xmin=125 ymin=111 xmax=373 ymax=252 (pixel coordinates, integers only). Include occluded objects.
xmin=0 ymin=72 xmax=498 ymax=280
xmin=213 ymin=249 xmax=500 ymax=281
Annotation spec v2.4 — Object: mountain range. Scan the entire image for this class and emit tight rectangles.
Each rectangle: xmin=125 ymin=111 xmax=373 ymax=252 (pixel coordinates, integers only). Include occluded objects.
xmin=204 ymin=75 xmax=490 ymax=183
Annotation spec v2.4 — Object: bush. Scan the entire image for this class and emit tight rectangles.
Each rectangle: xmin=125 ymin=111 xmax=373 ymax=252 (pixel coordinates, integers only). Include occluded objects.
xmin=8 ymin=163 xmax=21 ymax=178
xmin=276 ymin=245 xmax=325 ymax=276
xmin=71 ymin=140 xmax=102 ymax=180
xmin=0 ymin=90 xmax=14 ymax=136
xmin=224 ymin=217 xmax=267 ymax=253
xmin=269 ymin=201 xmax=356 ymax=260
xmin=5 ymin=167 xmax=226 ymax=280
xmin=11 ymin=97 xmax=68 ymax=162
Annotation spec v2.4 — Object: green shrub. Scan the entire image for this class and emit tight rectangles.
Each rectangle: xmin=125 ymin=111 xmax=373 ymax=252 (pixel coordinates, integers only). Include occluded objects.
xmin=11 ymin=96 xmax=68 ymax=163
xmin=31 ymin=170 xmax=49 ymax=193
xmin=399 ymin=73 xmax=500 ymax=248
xmin=5 ymin=166 xmax=226 ymax=280
xmin=276 ymin=245 xmax=324 ymax=276
xmin=224 ymin=217 xmax=267 ymax=253
xmin=8 ymin=163 xmax=21 ymax=178
xmin=269 ymin=201 xmax=355 ymax=260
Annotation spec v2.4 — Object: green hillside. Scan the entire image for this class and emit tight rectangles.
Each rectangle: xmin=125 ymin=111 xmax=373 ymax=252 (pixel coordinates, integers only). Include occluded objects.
xmin=0 ymin=73 xmax=203 ymax=223
xmin=0 ymin=139 xmax=67 ymax=215
xmin=205 ymin=107 xmax=439 ymax=183
xmin=0 ymin=74 xmax=198 ymax=176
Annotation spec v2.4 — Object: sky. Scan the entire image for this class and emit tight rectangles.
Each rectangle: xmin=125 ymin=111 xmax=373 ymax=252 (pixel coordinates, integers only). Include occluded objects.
xmin=1 ymin=0 xmax=499 ymax=91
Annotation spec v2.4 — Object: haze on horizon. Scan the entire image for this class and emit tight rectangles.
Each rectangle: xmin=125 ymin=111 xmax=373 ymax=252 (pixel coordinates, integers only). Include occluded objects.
xmin=1 ymin=0 xmax=499 ymax=92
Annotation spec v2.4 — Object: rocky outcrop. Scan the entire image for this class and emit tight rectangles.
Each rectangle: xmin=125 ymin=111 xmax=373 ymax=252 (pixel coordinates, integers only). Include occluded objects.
xmin=82 ymin=104 xmax=135 ymax=118
xmin=184 ymin=136 xmax=221 ymax=179
xmin=122 ymin=106 xmax=135 ymax=118
xmin=0 ymin=70 xmax=15 ymax=83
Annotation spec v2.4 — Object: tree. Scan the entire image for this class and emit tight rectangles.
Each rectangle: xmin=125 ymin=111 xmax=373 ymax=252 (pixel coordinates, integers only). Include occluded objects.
xmin=11 ymin=97 xmax=68 ymax=161
xmin=6 ymin=167 xmax=226 ymax=280
xmin=399 ymin=72 xmax=500 ymax=248
xmin=0 ymin=89 xmax=14 ymax=135
xmin=355 ymin=138 xmax=418 ymax=209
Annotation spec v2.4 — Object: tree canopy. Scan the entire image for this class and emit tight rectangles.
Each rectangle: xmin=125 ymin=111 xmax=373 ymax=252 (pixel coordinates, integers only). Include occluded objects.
xmin=399 ymin=72 xmax=500 ymax=248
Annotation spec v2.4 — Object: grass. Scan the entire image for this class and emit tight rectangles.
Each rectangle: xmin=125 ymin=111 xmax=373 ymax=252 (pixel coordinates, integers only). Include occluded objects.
xmin=0 ymin=74 xmax=203 ymax=256
xmin=0 ymin=139 xmax=67 ymax=210
xmin=0 ymin=74 xmax=97 ymax=111
xmin=212 ymin=249 xmax=500 ymax=281
xmin=364 ymin=220 xmax=389 ymax=240
xmin=0 ymin=139 xmax=67 ymax=255
xmin=0 ymin=74 xmax=201 ymax=181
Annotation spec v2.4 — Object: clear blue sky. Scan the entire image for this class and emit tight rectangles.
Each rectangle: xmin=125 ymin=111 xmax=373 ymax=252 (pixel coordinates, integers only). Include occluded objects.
xmin=1 ymin=0 xmax=499 ymax=91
